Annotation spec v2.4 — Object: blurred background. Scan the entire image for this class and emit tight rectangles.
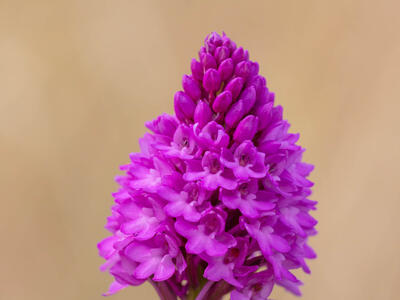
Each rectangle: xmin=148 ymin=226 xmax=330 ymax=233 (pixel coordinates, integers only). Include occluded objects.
xmin=1 ymin=1 xmax=399 ymax=299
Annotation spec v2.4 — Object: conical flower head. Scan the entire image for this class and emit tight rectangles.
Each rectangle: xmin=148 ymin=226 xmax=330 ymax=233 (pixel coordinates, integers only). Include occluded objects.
xmin=98 ymin=32 xmax=317 ymax=300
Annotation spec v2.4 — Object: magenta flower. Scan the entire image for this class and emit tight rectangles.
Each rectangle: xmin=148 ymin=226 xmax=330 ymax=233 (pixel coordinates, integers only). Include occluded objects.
xmin=160 ymin=182 xmax=210 ymax=222
xmin=156 ymin=123 xmax=199 ymax=160
xmin=124 ymin=234 xmax=186 ymax=281
xmin=175 ymin=208 xmax=236 ymax=257
xmin=184 ymin=151 xmax=237 ymax=191
xmin=194 ymin=121 xmax=229 ymax=150
xmin=243 ymin=218 xmax=291 ymax=257
xmin=231 ymin=271 xmax=274 ymax=300
xmin=98 ymin=32 xmax=317 ymax=300
xmin=202 ymin=238 xmax=256 ymax=288
xmin=220 ymin=180 xmax=275 ymax=218
xmin=221 ymin=140 xmax=267 ymax=180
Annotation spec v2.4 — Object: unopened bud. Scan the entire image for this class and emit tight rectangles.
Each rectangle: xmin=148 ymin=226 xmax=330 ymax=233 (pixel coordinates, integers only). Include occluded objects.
xmin=239 ymin=86 xmax=256 ymax=114
xmin=235 ymin=61 xmax=252 ymax=79
xmin=201 ymin=53 xmax=217 ymax=70
xmin=214 ymin=46 xmax=230 ymax=64
xmin=233 ymin=115 xmax=259 ymax=143
xmin=225 ymin=99 xmax=245 ymax=129
xmin=194 ymin=100 xmax=212 ymax=127
xmin=225 ymin=77 xmax=244 ymax=100
xmin=232 ymin=47 xmax=246 ymax=64
xmin=174 ymin=91 xmax=196 ymax=122
xmin=212 ymin=91 xmax=232 ymax=113
xmin=218 ymin=58 xmax=234 ymax=81
xmin=203 ymin=69 xmax=221 ymax=92
xmin=191 ymin=59 xmax=204 ymax=81
xmin=256 ymin=102 xmax=273 ymax=131
xmin=182 ymin=75 xmax=201 ymax=100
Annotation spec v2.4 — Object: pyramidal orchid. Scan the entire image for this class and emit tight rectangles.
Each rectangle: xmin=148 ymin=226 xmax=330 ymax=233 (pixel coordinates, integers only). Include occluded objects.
xmin=98 ymin=32 xmax=317 ymax=300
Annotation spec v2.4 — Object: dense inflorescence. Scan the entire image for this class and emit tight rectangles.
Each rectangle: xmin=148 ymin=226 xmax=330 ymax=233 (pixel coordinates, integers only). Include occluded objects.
xmin=98 ymin=32 xmax=317 ymax=300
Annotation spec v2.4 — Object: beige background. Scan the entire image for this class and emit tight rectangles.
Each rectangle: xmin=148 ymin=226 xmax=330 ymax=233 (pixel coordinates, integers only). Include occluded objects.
xmin=1 ymin=1 xmax=399 ymax=299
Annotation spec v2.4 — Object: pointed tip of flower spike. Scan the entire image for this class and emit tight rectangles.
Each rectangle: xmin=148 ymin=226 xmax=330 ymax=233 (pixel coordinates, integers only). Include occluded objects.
xmin=205 ymin=32 xmax=223 ymax=52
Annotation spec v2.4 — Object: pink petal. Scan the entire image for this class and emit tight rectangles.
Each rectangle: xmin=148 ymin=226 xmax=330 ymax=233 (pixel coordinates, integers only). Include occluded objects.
xmin=134 ymin=257 xmax=160 ymax=279
xmin=124 ymin=243 xmax=152 ymax=262
xmin=102 ymin=281 xmax=127 ymax=296
xmin=165 ymin=201 xmax=187 ymax=218
xmin=206 ymin=239 xmax=228 ymax=256
xmin=175 ymin=219 xmax=197 ymax=238
xmin=269 ymin=234 xmax=290 ymax=253
xmin=216 ymin=174 xmax=238 ymax=190
xmin=183 ymin=171 xmax=205 ymax=182
xmin=153 ymin=255 xmax=175 ymax=281
xmin=186 ymin=233 xmax=208 ymax=254
xmin=159 ymin=186 xmax=184 ymax=202
xmin=221 ymin=191 xmax=241 ymax=209
xmin=97 ymin=236 xmax=117 ymax=259
xmin=239 ymin=202 xmax=259 ymax=218
xmin=254 ymin=200 xmax=275 ymax=211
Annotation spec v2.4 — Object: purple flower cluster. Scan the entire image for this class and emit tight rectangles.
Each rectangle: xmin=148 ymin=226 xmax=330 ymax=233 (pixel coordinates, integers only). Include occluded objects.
xmin=98 ymin=32 xmax=317 ymax=300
